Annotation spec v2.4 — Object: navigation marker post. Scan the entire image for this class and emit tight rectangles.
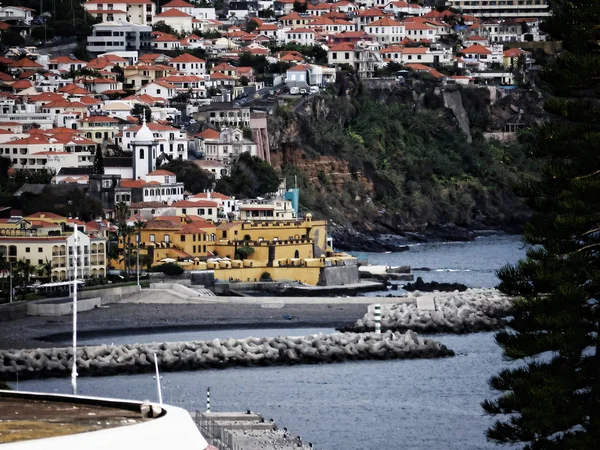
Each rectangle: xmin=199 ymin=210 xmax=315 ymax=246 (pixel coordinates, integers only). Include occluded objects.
xmin=206 ymin=387 xmax=211 ymax=413
xmin=374 ymin=304 xmax=381 ymax=334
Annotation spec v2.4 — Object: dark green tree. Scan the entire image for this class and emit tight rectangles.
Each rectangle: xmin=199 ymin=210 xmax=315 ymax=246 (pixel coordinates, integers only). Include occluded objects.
xmin=482 ymin=1 xmax=600 ymax=448
xmin=216 ymin=153 xmax=280 ymax=198
xmin=91 ymin=146 xmax=105 ymax=175
xmin=161 ymin=160 xmax=215 ymax=194
xmin=293 ymin=0 xmax=307 ymax=13
xmin=131 ymin=104 xmax=152 ymax=124
xmin=152 ymin=20 xmax=177 ymax=36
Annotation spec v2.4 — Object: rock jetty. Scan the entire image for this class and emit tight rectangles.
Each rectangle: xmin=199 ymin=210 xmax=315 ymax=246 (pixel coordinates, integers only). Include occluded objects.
xmin=345 ymin=288 xmax=513 ymax=334
xmin=0 ymin=331 xmax=454 ymax=381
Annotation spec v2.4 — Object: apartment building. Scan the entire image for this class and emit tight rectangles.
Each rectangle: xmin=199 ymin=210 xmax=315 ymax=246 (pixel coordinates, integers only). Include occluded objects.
xmin=446 ymin=0 xmax=550 ymax=19
xmin=84 ymin=0 xmax=156 ymax=26
xmin=200 ymin=128 xmax=258 ymax=163
xmin=0 ymin=132 xmax=96 ymax=172
xmin=87 ymin=21 xmax=153 ymax=56
xmin=0 ymin=222 xmax=107 ymax=281
xmin=195 ymin=105 xmax=251 ymax=129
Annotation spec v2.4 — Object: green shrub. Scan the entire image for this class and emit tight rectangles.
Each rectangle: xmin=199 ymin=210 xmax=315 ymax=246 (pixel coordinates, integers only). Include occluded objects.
xmin=260 ymin=271 xmax=273 ymax=281
xmin=151 ymin=263 xmax=184 ymax=276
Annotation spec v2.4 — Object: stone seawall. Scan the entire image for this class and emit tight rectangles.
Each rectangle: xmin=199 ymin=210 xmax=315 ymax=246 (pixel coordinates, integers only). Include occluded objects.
xmin=344 ymin=289 xmax=513 ymax=334
xmin=0 ymin=331 xmax=453 ymax=381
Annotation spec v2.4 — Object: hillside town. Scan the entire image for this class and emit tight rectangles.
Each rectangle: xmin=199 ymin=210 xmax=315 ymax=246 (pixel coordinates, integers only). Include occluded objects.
xmin=0 ymin=0 xmax=551 ymax=293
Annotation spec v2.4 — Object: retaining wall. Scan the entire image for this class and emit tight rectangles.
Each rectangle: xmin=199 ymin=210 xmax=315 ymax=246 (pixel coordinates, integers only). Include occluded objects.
xmin=0 ymin=330 xmax=453 ymax=381
xmin=27 ymin=297 xmax=102 ymax=317
xmin=79 ymin=285 xmax=142 ymax=305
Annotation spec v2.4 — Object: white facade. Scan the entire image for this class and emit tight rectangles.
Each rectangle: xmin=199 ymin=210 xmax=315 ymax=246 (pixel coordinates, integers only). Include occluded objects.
xmin=137 ymin=81 xmax=177 ymax=100
xmin=202 ymin=128 xmax=258 ymax=163
xmin=122 ymin=123 xmax=189 ymax=161
xmin=446 ymin=0 xmax=550 ymax=19
xmin=83 ymin=0 xmax=156 ymax=25
xmin=283 ymin=29 xmax=315 ymax=46
xmin=365 ymin=19 xmax=405 ymax=45
xmin=168 ymin=54 xmax=206 ymax=76
xmin=87 ymin=21 xmax=153 ymax=55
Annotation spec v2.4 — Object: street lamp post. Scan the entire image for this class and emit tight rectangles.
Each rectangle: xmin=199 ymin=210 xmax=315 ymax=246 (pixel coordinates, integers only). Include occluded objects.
xmin=71 ymin=224 xmax=79 ymax=396
xmin=9 ymin=261 xmax=13 ymax=304
xmin=136 ymin=233 xmax=140 ymax=287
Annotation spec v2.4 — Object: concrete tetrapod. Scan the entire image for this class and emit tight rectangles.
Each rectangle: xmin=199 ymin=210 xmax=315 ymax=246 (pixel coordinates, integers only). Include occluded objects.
xmin=345 ymin=288 xmax=513 ymax=334
xmin=0 ymin=331 xmax=454 ymax=381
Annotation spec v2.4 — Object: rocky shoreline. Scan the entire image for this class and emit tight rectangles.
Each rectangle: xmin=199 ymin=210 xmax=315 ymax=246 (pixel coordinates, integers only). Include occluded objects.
xmin=0 ymin=330 xmax=454 ymax=381
xmin=331 ymin=223 xmax=510 ymax=252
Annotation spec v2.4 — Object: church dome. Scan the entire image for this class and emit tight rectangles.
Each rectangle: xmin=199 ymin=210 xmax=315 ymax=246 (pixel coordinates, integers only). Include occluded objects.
xmin=134 ymin=121 xmax=154 ymax=142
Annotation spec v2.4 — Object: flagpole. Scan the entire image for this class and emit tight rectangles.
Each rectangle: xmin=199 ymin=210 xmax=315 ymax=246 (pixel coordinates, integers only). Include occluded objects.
xmin=71 ymin=224 xmax=78 ymax=396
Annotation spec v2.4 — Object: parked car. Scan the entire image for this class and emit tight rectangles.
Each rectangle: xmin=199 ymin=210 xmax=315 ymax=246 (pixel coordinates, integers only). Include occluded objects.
xmin=309 ymin=86 xmax=319 ymax=94
xmin=300 ymin=88 xmax=308 ymax=95
xmin=289 ymin=86 xmax=300 ymax=95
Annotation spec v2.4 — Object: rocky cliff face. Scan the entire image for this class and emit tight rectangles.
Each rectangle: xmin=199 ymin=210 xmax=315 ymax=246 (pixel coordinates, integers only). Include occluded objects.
xmin=266 ymin=82 xmax=544 ymax=246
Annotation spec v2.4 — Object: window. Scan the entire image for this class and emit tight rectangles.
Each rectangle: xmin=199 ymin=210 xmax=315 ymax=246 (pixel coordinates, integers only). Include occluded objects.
xmin=38 ymin=247 xmax=42 ymax=252
xmin=193 ymin=245 xmax=196 ymax=253
xmin=193 ymin=234 xmax=196 ymax=242
xmin=222 ymin=231 xmax=227 ymax=238
xmin=180 ymin=235 xmax=186 ymax=242
xmin=38 ymin=259 xmax=43 ymax=264
xmin=140 ymin=148 xmax=144 ymax=159
xmin=150 ymin=234 xmax=155 ymax=242
xmin=25 ymin=247 xmax=30 ymax=252
xmin=164 ymin=234 xmax=170 ymax=243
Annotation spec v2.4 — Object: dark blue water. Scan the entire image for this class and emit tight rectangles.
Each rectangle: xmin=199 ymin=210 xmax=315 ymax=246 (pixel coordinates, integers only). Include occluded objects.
xmin=355 ymin=234 xmax=525 ymax=288
xmin=18 ymin=235 xmax=526 ymax=450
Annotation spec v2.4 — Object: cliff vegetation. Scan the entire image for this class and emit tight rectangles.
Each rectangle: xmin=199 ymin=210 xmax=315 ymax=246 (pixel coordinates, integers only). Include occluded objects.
xmin=269 ymin=79 xmax=543 ymax=238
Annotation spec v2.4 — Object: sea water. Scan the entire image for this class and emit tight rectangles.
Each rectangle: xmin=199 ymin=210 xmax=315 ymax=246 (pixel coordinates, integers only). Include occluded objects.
xmin=18 ymin=235 xmax=527 ymax=450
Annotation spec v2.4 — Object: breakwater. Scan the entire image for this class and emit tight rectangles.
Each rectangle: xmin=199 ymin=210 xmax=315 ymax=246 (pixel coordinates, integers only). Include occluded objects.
xmin=345 ymin=289 xmax=513 ymax=334
xmin=0 ymin=331 xmax=454 ymax=381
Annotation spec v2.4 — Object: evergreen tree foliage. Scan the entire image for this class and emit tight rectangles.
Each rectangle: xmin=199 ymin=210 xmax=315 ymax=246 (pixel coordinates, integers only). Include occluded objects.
xmin=482 ymin=1 xmax=600 ymax=448
xmin=161 ymin=160 xmax=215 ymax=194
xmin=216 ymin=153 xmax=280 ymax=198
xmin=91 ymin=147 xmax=104 ymax=175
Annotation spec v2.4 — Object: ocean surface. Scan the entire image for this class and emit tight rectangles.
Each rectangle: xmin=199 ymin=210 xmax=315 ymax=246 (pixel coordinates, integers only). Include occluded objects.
xmin=18 ymin=235 xmax=527 ymax=450
xmin=355 ymin=234 xmax=526 ymax=289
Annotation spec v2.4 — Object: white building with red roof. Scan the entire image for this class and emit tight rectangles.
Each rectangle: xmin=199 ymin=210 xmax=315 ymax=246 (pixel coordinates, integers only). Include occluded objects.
xmin=121 ymin=121 xmax=189 ymax=160
xmin=365 ymin=17 xmax=405 ymax=44
xmin=379 ymin=45 xmax=452 ymax=66
xmin=47 ymin=56 xmax=87 ymax=73
xmin=83 ymin=0 xmax=156 ymax=26
xmin=198 ymin=127 xmax=258 ymax=163
xmin=153 ymin=32 xmax=182 ymax=51
xmin=136 ymin=80 xmax=177 ymax=100
xmin=154 ymin=8 xmax=195 ymax=33
xmin=382 ymin=1 xmax=430 ymax=16
xmin=0 ymin=131 xmax=96 ymax=172
xmin=161 ymin=0 xmax=216 ymax=20
xmin=283 ymin=28 xmax=315 ymax=45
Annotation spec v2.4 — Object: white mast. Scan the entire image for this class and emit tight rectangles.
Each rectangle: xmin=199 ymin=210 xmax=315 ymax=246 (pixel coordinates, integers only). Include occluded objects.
xmin=71 ymin=224 xmax=79 ymax=395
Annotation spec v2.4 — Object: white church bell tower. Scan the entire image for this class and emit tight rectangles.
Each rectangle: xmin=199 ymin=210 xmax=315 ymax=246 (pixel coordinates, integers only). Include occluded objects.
xmin=132 ymin=116 xmax=158 ymax=180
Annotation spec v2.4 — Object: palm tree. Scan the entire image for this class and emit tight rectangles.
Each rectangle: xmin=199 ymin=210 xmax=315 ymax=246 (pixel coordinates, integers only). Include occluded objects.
xmin=15 ymin=259 xmax=35 ymax=287
xmin=116 ymin=222 xmax=132 ymax=277
xmin=133 ymin=219 xmax=146 ymax=276
xmin=113 ymin=201 xmax=130 ymax=224
xmin=36 ymin=259 xmax=52 ymax=282
xmin=0 ymin=258 xmax=9 ymax=294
